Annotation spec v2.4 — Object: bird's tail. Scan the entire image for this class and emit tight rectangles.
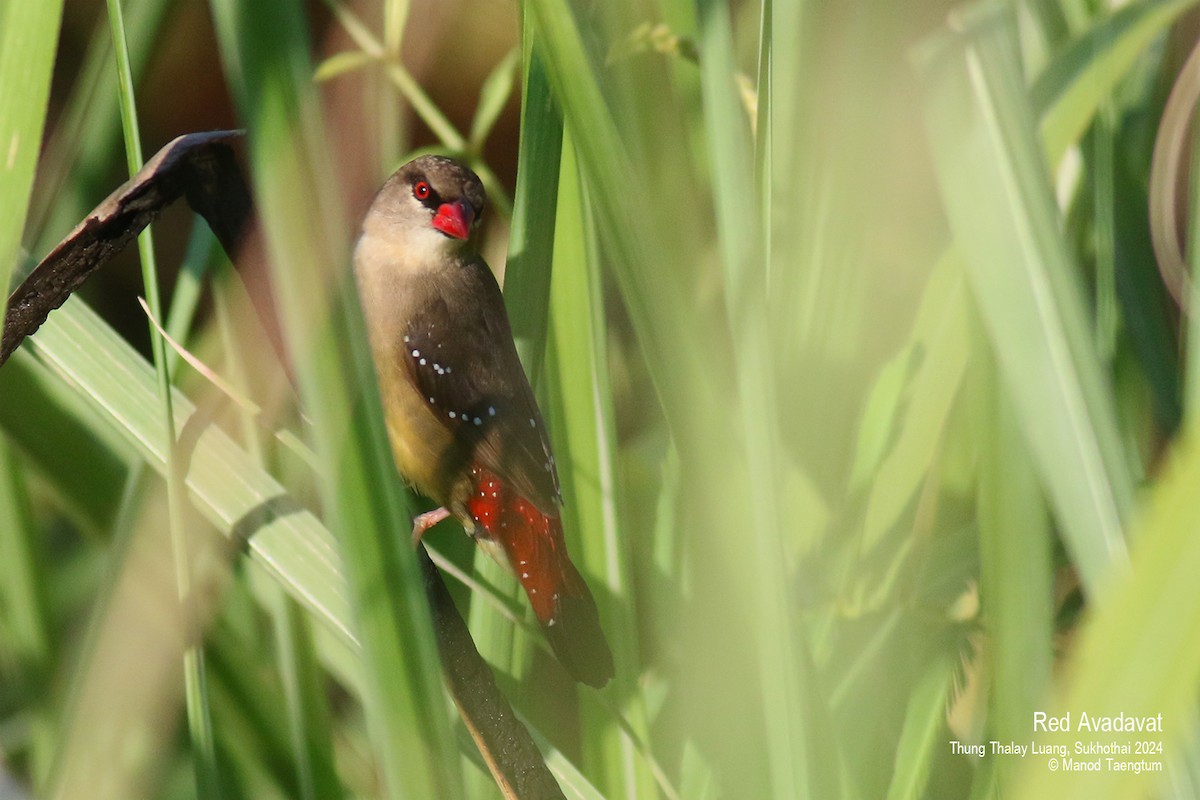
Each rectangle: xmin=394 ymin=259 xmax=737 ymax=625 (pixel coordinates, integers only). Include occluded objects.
xmin=530 ymin=547 xmax=614 ymax=688
xmin=505 ymin=518 xmax=614 ymax=687
xmin=466 ymin=467 xmax=614 ymax=687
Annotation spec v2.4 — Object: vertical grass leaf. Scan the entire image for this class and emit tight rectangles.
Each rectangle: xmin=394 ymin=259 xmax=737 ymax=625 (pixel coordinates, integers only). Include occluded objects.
xmin=208 ymin=0 xmax=463 ymax=795
xmin=0 ymin=0 xmax=64 ymax=309
xmin=916 ymin=1 xmax=1134 ymax=595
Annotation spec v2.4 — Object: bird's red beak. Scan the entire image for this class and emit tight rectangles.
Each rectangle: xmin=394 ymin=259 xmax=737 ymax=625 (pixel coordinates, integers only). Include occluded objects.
xmin=432 ymin=199 xmax=474 ymax=240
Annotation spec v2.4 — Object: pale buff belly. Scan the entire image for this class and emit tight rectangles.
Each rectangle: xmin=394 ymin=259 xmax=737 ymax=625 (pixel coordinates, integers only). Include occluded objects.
xmin=376 ymin=359 xmax=455 ymax=505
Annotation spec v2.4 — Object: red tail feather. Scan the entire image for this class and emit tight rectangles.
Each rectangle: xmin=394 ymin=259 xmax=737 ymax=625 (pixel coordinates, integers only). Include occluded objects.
xmin=467 ymin=466 xmax=614 ymax=687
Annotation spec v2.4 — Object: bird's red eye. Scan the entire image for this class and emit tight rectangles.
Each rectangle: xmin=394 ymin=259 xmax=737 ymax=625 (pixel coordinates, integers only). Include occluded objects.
xmin=413 ymin=180 xmax=431 ymax=200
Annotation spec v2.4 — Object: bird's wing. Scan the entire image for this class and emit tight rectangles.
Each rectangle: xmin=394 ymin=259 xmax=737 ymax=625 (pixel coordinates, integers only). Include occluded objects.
xmin=400 ymin=263 xmax=562 ymax=513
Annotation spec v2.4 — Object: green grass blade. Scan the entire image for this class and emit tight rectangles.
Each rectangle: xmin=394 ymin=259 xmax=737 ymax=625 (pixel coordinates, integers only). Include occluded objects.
xmin=165 ymin=224 xmax=218 ymax=376
xmin=695 ymin=0 xmax=756 ymax=295
xmin=916 ymin=1 xmax=1134 ymax=594
xmin=503 ymin=22 xmax=563 ymax=384
xmin=884 ymin=653 xmax=957 ymax=800
xmin=1032 ymin=0 xmax=1198 ymax=168
xmin=468 ymin=24 xmax=565 ymax=694
xmin=1015 ymin=435 xmax=1200 ymax=799
xmin=697 ymin=0 xmax=813 ymax=794
xmin=208 ymin=0 xmax=463 ymax=795
xmin=974 ymin=342 xmax=1053 ymax=764
xmin=1088 ymin=108 xmax=1120 ymax=364
xmin=0 ymin=353 xmax=133 ymax=532
xmin=28 ymin=0 xmax=173 ymax=254
xmin=526 ymin=1 xmax=801 ymax=794
xmin=16 ymin=298 xmax=355 ymax=641
xmin=0 ymin=438 xmax=54 ymax=786
xmin=313 ymin=50 xmax=374 ymax=82
xmin=47 ymin=493 xmax=201 ymax=800
xmin=1107 ymin=119 xmax=1182 ymax=435
xmin=532 ymin=729 xmax=609 ymax=800
xmin=0 ymin=0 xmax=63 ymax=304
xmin=212 ymin=268 xmax=340 ymax=800
xmin=321 ymin=0 xmax=466 ymax=153
xmin=1186 ymin=98 xmax=1200 ymax=427
xmin=270 ymin=590 xmax=343 ymax=800
xmin=524 ymin=0 xmax=714 ymax=390
xmin=107 ymin=0 xmax=222 ymax=792
xmin=0 ymin=443 xmax=49 ymax=671
xmin=469 ymin=46 xmax=520 ymax=151
xmin=861 ymin=252 xmax=970 ymax=549
xmin=11 ymin=294 xmax=352 ymax=796
xmin=547 ymin=135 xmax=658 ymax=796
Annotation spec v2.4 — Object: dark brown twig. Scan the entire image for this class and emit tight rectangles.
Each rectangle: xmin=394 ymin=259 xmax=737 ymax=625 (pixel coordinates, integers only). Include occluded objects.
xmin=1 ymin=131 xmax=284 ymax=366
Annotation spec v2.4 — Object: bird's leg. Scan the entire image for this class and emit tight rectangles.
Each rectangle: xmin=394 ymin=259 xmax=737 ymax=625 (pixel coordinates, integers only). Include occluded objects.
xmin=411 ymin=507 xmax=451 ymax=546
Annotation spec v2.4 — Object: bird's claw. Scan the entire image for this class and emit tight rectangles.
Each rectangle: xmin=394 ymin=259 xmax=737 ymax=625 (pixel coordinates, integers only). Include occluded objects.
xmin=411 ymin=507 xmax=451 ymax=546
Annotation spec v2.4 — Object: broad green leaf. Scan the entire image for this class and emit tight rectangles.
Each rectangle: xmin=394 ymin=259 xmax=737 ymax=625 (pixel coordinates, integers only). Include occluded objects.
xmin=18 ymin=298 xmax=355 ymax=641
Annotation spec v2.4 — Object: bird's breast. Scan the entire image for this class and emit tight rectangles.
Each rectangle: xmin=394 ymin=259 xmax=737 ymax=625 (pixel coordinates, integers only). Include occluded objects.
xmin=354 ymin=247 xmax=459 ymax=502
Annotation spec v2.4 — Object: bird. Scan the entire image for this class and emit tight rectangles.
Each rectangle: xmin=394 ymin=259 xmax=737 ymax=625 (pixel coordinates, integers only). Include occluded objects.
xmin=353 ymin=155 xmax=615 ymax=688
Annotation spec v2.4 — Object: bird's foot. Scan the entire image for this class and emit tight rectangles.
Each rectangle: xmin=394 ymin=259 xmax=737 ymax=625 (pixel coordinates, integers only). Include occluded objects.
xmin=411 ymin=507 xmax=451 ymax=546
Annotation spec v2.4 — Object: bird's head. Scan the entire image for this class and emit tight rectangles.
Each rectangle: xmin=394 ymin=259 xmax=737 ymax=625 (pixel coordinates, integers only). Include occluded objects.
xmin=362 ymin=155 xmax=487 ymax=260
